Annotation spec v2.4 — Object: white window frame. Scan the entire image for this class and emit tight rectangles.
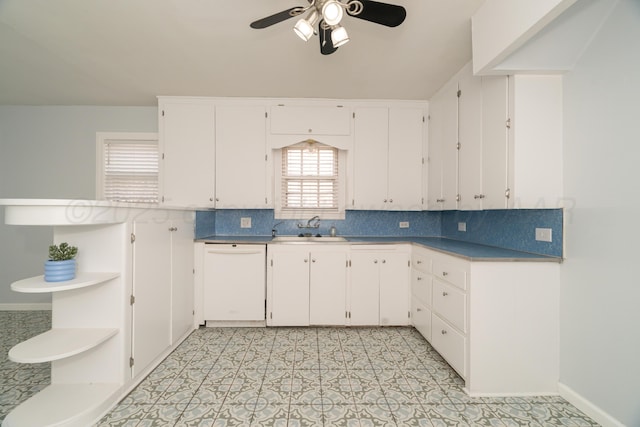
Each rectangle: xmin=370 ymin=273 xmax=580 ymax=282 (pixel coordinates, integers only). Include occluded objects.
xmin=96 ymin=132 xmax=159 ymax=203
xmin=274 ymin=142 xmax=347 ymax=220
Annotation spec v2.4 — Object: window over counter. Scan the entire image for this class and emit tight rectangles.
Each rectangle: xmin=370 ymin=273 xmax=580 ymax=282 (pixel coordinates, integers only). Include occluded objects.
xmin=275 ymin=140 xmax=346 ymax=220
xmin=95 ymin=132 xmax=159 ymax=203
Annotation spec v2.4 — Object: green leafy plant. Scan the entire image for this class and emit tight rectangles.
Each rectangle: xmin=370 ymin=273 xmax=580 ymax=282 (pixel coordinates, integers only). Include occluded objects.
xmin=48 ymin=242 xmax=78 ymax=261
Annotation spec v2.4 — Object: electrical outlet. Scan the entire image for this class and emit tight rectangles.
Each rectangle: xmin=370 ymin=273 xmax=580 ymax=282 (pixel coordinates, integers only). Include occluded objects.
xmin=535 ymin=228 xmax=552 ymax=242
xmin=399 ymin=221 xmax=409 ymax=229
xmin=240 ymin=217 xmax=252 ymax=228
xmin=458 ymin=222 xmax=467 ymax=232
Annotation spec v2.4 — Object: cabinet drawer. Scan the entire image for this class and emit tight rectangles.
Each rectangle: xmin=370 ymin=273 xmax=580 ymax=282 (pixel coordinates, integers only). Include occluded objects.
xmin=411 ymin=250 xmax=431 ymax=274
xmin=432 ymin=258 xmax=467 ymax=290
xmin=432 ymin=314 xmax=467 ymax=378
xmin=411 ymin=299 xmax=431 ymax=342
xmin=411 ymin=269 xmax=431 ymax=306
xmin=432 ymin=279 xmax=466 ymax=333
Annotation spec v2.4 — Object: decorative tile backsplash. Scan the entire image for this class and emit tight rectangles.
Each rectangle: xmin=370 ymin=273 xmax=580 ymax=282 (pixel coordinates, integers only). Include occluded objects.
xmin=196 ymin=208 xmax=563 ymax=257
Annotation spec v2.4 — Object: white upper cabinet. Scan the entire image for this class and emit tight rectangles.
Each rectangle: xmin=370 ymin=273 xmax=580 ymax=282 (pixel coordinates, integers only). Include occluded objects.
xmin=215 ymin=105 xmax=269 ymax=208
xmin=352 ymin=104 xmax=425 ymax=211
xmin=388 ymin=107 xmax=425 ymax=211
xmin=427 ymin=77 xmax=459 ymax=210
xmin=270 ymin=105 xmax=351 ymax=135
xmin=159 ymin=98 xmax=215 ymax=207
xmin=352 ymin=107 xmax=389 ymax=210
xmin=427 ymin=63 xmax=562 ymax=210
xmin=457 ymin=63 xmax=483 ymax=210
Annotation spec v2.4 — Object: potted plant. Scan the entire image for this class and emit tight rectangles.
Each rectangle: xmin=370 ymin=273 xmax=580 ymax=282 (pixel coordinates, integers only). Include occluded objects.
xmin=44 ymin=242 xmax=78 ymax=282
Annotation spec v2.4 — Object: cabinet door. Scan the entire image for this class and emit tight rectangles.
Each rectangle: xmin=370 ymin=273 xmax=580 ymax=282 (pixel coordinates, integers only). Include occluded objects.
xmin=481 ymin=76 xmax=509 ymax=209
xmin=269 ymin=250 xmax=310 ymax=326
xmin=160 ymin=101 xmax=215 ymax=207
xmin=131 ymin=220 xmax=171 ymax=377
xmin=215 ymin=105 xmax=268 ymax=208
xmin=170 ymin=217 xmax=195 ymax=343
xmin=379 ymin=252 xmax=410 ymax=325
xmin=204 ymin=245 xmax=266 ymax=321
xmin=427 ymin=92 xmax=444 ymax=210
xmin=412 ymin=298 xmax=432 ymax=342
xmin=270 ymin=105 xmax=351 ymax=136
xmin=349 ymin=252 xmax=380 ymax=326
xmin=388 ymin=107 xmax=424 ymax=210
xmin=352 ymin=107 xmax=389 ymax=210
xmin=309 ymin=250 xmax=347 ymax=325
xmin=440 ymin=78 xmax=459 ymax=210
xmin=457 ymin=68 xmax=483 ymax=210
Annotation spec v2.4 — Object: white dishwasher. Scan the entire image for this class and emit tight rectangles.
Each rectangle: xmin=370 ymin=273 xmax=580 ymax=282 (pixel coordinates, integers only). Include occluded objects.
xmin=203 ymin=244 xmax=266 ymax=324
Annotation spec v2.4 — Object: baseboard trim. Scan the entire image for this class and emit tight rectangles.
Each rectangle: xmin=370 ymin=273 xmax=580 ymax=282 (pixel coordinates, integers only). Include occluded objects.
xmin=0 ymin=303 xmax=52 ymax=311
xmin=558 ymin=382 xmax=625 ymax=427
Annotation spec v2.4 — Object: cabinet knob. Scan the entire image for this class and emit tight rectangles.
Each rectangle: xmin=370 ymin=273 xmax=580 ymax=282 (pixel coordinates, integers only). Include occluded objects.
xmin=436 ymin=198 xmax=445 ymax=203
xmin=304 ymin=259 xmax=308 ymax=263
xmin=442 ymin=271 xmax=448 ymax=276
xmin=383 ymin=199 xmax=388 ymax=203
xmin=417 ymin=308 xmax=422 ymax=312
xmin=312 ymin=259 xmax=316 ymax=263
xmin=374 ymin=260 xmax=378 ymax=264
xmin=382 ymin=260 xmax=386 ymax=264
xmin=474 ymin=194 xmax=485 ymax=199
xmin=417 ymin=276 xmax=423 ymax=281
xmin=442 ymin=291 xmax=448 ymax=297
xmin=389 ymin=199 xmax=393 ymax=203
xmin=308 ymin=128 xmax=312 ymax=133
xmin=441 ymin=330 xmax=447 ymax=335
xmin=417 ymin=260 xmax=422 ymax=264
xmin=168 ymin=226 xmax=177 ymax=232
xmin=209 ymin=197 xmax=214 ymax=202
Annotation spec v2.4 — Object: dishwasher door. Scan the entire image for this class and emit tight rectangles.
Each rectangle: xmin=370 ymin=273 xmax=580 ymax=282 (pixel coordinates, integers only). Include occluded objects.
xmin=203 ymin=244 xmax=266 ymax=321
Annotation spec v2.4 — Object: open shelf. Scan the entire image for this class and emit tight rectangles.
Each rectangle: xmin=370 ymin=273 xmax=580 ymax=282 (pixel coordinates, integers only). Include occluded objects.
xmin=10 ymin=272 xmax=120 ymax=293
xmin=8 ymin=328 xmax=118 ymax=363
xmin=1 ymin=383 xmax=121 ymax=427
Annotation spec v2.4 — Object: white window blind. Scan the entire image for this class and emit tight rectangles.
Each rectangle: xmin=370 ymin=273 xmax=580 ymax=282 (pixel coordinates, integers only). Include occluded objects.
xmin=282 ymin=145 xmax=339 ymax=211
xmin=102 ymin=139 xmax=159 ymax=203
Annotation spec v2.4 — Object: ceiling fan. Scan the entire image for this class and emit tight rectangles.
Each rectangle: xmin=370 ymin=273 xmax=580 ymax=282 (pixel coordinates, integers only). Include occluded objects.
xmin=250 ymin=0 xmax=407 ymax=55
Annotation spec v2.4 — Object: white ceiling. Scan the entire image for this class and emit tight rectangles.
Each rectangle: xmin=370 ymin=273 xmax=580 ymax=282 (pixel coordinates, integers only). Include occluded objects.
xmin=0 ymin=0 xmax=485 ymax=106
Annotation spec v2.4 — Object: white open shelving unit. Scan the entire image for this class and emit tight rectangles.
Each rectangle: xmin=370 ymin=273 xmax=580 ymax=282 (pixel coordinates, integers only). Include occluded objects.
xmin=1 ymin=199 xmax=129 ymax=427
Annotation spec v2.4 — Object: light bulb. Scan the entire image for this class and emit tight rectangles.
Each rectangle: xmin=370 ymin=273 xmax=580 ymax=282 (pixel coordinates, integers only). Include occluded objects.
xmin=322 ymin=1 xmax=344 ymax=26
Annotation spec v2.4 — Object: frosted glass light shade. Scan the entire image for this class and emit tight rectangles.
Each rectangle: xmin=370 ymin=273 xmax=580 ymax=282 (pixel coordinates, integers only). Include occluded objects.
xmin=331 ymin=25 xmax=350 ymax=47
xmin=322 ymin=1 xmax=344 ymax=26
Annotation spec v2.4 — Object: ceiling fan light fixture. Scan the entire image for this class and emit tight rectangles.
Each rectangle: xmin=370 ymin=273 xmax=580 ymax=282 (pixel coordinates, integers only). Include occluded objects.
xmin=331 ymin=25 xmax=350 ymax=47
xmin=294 ymin=9 xmax=319 ymax=41
xmin=322 ymin=1 xmax=344 ymax=26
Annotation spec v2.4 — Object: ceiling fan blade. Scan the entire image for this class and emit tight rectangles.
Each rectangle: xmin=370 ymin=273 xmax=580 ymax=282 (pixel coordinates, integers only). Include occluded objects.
xmin=348 ymin=0 xmax=407 ymax=27
xmin=318 ymin=21 xmax=338 ymax=55
xmin=250 ymin=7 xmax=305 ymax=29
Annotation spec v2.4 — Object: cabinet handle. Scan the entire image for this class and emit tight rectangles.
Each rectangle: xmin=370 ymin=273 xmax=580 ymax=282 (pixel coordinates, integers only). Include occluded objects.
xmin=417 ymin=308 xmax=422 ymax=312
xmin=436 ymin=198 xmax=445 ymax=203
xmin=442 ymin=291 xmax=448 ymax=297
xmin=304 ymin=259 xmax=308 ymax=263
xmin=441 ymin=330 xmax=447 ymax=335
xmin=312 ymin=259 xmax=316 ymax=263
xmin=383 ymin=199 xmax=388 ymax=203
xmin=210 ymin=197 xmax=214 ymax=202
xmin=308 ymin=128 xmax=312 ymax=133
xmin=168 ymin=226 xmax=177 ymax=232
xmin=417 ymin=276 xmax=423 ymax=281
xmin=389 ymin=199 xmax=393 ymax=203
xmin=374 ymin=260 xmax=378 ymax=264
xmin=442 ymin=271 xmax=448 ymax=276
xmin=417 ymin=260 xmax=422 ymax=264
xmin=382 ymin=260 xmax=386 ymax=264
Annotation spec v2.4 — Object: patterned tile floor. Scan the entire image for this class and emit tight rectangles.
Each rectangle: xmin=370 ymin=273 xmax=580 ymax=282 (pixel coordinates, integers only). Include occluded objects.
xmin=1 ymin=311 xmax=599 ymax=426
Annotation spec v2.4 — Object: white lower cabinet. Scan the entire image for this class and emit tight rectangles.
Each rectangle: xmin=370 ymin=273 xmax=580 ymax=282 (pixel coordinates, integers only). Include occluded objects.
xmin=267 ymin=245 xmax=348 ymax=326
xmin=409 ymin=245 xmax=560 ymax=396
xmin=202 ymin=244 xmax=266 ymax=323
xmin=349 ymin=245 xmax=410 ymax=326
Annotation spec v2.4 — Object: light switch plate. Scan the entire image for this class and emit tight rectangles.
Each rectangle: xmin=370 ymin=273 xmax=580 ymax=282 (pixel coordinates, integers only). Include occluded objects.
xmin=458 ymin=222 xmax=467 ymax=232
xmin=535 ymin=228 xmax=552 ymax=242
xmin=399 ymin=221 xmax=409 ymax=228
xmin=240 ymin=217 xmax=252 ymax=228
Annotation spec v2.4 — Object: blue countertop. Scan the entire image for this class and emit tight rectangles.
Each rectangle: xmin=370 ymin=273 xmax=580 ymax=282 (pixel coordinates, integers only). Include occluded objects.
xmin=197 ymin=235 xmax=561 ymax=262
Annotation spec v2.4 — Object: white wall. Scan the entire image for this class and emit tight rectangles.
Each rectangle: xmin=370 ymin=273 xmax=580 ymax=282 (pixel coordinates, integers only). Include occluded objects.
xmin=561 ymin=1 xmax=640 ymax=425
xmin=0 ymin=106 xmax=157 ymax=307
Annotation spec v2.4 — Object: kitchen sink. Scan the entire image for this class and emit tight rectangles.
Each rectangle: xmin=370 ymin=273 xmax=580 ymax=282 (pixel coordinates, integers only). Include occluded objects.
xmin=271 ymin=235 xmax=348 ymax=243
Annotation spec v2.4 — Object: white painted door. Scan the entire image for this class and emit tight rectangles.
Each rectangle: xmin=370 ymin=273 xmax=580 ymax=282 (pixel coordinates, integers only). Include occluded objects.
xmin=481 ymin=76 xmax=509 ymax=209
xmin=269 ymin=249 xmax=310 ymax=326
xmin=160 ymin=100 xmax=215 ymax=207
xmin=440 ymin=77 xmax=459 ymax=210
xmin=309 ymin=250 xmax=347 ymax=325
xmin=131 ymin=220 xmax=171 ymax=377
xmin=388 ymin=107 xmax=424 ymax=210
xmin=352 ymin=107 xmax=389 ymax=210
xmin=215 ymin=105 xmax=268 ymax=208
xmin=427 ymin=91 xmax=445 ymax=210
xmin=170 ymin=216 xmax=195 ymax=343
xmin=349 ymin=252 xmax=380 ymax=326
xmin=203 ymin=244 xmax=266 ymax=321
xmin=379 ymin=252 xmax=410 ymax=325
xmin=457 ymin=66 xmax=483 ymax=210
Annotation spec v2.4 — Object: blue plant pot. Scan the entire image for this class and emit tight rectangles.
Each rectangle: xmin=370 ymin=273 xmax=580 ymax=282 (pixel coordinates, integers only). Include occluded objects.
xmin=44 ymin=259 xmax=76 ymax=282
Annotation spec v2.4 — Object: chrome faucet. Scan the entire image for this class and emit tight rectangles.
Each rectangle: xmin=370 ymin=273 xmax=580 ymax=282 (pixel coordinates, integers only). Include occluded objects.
xmin=271 ymin=221 xmax=284 ymax=237
xmin=297 ymin=215 xmax=320 ymax=229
